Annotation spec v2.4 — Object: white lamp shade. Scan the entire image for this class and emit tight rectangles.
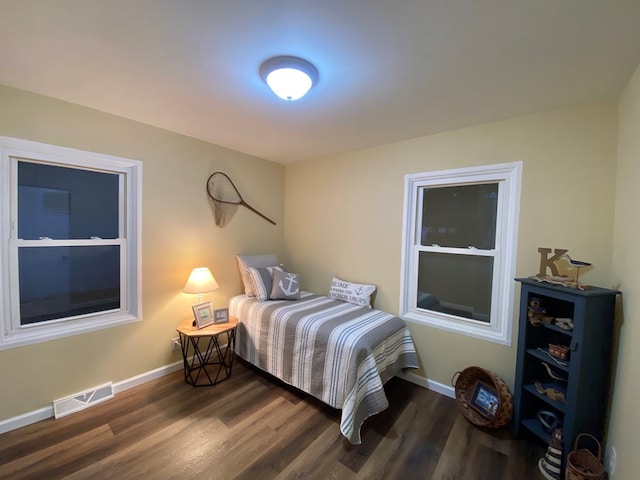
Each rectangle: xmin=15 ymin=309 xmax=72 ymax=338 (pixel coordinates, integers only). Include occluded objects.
xmin=260 ymin=56 xmax=318 ymax=101
xmin=265 ymin=68 xmax=313 ymax=101
xmin=183 ymin=267 xmax=219 ymax=294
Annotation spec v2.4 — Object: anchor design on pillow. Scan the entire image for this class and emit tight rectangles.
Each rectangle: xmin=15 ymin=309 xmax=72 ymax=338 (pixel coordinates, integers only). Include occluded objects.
xmin=279 ymin=273 xmax=299 ymax=296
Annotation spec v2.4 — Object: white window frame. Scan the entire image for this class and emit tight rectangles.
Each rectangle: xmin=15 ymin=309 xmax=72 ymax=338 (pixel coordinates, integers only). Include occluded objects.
xmin=399 ymin=162 xmax=521 ymax=345
xmin=0 ymin=136 xmax=142 ymax=350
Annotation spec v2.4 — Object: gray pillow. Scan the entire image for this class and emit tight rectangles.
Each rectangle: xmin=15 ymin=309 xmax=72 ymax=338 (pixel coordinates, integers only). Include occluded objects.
xmin=236 ymin=254 xmax=278 ymax=296
xmin=246 ymin=266 xmax=283 ymax=301
xmin=270 ymin=269 xmax=301 ymax=300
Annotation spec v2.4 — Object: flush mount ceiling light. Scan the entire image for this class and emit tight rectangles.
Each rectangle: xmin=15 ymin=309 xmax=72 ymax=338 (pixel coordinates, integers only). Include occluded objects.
xmin=260 ymin=56 xmax=319 ymax=101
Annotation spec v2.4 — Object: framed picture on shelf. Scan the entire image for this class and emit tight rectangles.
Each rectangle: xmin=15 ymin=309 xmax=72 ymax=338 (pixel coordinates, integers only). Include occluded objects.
xmin=214 ymin=307 xmax=229 ymax=324
xmin=469 ymin=380 xmax=499 ymax=419
xmin=192 ymin=301 xmax=215 ymax=329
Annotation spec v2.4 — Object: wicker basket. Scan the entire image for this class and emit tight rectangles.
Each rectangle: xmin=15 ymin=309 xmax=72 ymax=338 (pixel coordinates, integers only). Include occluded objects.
xmin=451 ymin=366 xmax=513 ymax=428
xmin=565 ymin=433 xmax=604 ymax=480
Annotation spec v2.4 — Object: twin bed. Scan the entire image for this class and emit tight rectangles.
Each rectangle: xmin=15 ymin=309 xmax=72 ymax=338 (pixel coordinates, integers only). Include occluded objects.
xmin=229 ymin=267 xmax=418 ymax=444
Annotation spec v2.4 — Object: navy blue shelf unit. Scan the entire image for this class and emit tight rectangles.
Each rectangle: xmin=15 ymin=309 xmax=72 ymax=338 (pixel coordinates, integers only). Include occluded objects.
xmin=513 ymin=278 xmax=619 ymax=457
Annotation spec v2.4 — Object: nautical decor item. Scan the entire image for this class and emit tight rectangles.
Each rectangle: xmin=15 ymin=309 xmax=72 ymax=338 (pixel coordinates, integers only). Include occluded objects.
xmin=538 ymin=427 xmax=563 ymax=480
xmin=527 ymin=297 xmax=554 ymax=326
xmin=560 ymin=253 xmax=592 ymax=286
xmin=533 ymin=248 xmax=592 ymax=289
xmin=206 ymin=171 xmax=276 ymax=227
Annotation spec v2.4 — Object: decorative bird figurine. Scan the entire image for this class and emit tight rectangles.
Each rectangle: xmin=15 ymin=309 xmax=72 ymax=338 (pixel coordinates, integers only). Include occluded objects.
xmin=560 ymin=253 xmax=591 ymax=288
xmin=560 ymin=253 xmax=591 ymax=268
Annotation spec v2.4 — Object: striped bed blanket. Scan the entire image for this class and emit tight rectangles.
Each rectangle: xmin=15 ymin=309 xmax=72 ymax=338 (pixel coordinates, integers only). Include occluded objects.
xmin=229 ymin=292 xmax=418 ymax=444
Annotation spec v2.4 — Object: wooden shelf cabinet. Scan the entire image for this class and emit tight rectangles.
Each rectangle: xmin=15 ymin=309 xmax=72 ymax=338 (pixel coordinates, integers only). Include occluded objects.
xmin=513 ymin=278 xmax=618 ymax=456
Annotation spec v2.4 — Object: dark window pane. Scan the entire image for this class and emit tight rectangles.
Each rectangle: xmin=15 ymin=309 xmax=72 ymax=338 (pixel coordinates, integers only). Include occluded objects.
xmin=19 ymin=246 xmax=120 ymax=325
xmin=420 ymin=183 xmax=498 ymax=249
xmin=18 ymin=161 xmax=119 ymax=240
xmin=416 ymin=251 xmax=493 ymax=322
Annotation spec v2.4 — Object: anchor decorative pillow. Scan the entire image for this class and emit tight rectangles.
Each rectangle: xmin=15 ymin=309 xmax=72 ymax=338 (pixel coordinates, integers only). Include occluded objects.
xmin=270 ymin=269 xmax=301 ymax=300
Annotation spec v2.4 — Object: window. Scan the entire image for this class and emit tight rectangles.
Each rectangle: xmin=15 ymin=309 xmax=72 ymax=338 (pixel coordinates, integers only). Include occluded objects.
xmin=399 ymin=162 xmax=521 ymax=344
xmin=0 ymin=136 xmax=142 ymax=350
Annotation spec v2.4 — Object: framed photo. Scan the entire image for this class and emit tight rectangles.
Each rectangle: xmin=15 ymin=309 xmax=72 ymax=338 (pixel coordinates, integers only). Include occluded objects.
xmin=469 ymin=380 xmax=499 ymax=419
xmin=192 ymin=301 xmax=215 ymax=329
xmin=214 ymin=307 xmax=229 ymax=324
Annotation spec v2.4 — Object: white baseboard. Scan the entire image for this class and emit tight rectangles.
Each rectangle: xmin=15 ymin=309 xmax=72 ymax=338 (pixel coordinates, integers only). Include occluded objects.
xmin=0 ymin=405 xmax=54 ymax=434
xmin=1 ymin=360 xmax=452 ymax=435
xmin=0 ymin=359 xmax=184 ymax=434
xmin=112 ymin=359 xmax=183 ymax=394
xmin=395 ymin=370 xmax=455 ymax=399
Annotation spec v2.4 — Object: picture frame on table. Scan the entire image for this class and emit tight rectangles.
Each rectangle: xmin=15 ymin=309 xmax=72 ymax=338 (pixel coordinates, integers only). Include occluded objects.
xmin=214 ymin=307 xmax=229 ymax=324
xmin=192 ymin=301 xmax=215 ymax=329
xmin=469 ymin=380 xmax=500 ymax=419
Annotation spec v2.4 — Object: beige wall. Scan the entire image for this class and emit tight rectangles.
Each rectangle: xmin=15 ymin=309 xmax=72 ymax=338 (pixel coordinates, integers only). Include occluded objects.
xmin=0 ymin=85 xmax=285 ymax=420
xmin=608 ymin=62 xmax=640 ymax=480
xmin=2 ymin=79 xmax=634 ymax=474
xmin=284 ymin=102 xmax=618 ymax=387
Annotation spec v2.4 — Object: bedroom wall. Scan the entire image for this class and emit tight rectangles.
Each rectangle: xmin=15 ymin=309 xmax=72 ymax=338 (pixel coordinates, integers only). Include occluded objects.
xmin=0 ymin=85 xmax=285 ymax=421
xmin=284 ymin=102 xmax=618 ymax=389
xmin=608 ymin=61 xmax=640 ymax=480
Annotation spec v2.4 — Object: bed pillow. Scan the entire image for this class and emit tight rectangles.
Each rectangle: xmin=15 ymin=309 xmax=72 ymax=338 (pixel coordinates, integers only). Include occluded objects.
xmin=329 ymin=276 xmax=376 ymax=308
xmin=246 ymin=266 xmax=283 ymax=301
xmin=270 ymin=269 xmax=301 ymax=300
xmin=236 ymin=254 xmax=278 ymax=296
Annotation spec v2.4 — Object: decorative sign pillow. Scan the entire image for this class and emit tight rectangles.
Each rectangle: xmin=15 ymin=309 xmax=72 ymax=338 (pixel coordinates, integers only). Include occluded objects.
xmin=328 ymin=276 xmax=376 ymax=308
xmin=246 ymin=266 xmax=283 ymax=301
xmin=236 ymin=254 xmax=278 ymax=297
xmin=270 ymin=269 xmax=301 ymax=300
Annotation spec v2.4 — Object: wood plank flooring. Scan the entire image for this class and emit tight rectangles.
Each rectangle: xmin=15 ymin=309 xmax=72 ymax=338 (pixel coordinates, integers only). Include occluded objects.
xmin=0 ymin=360 xmax=545 ymax=479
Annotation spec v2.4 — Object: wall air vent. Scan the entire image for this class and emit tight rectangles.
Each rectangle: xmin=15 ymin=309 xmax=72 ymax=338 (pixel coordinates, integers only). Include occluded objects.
xmin=53 ymin=382 xmax=114 ymax=419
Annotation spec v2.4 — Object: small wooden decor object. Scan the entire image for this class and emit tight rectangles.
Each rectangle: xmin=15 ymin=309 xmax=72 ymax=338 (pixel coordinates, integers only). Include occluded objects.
xmin=452 ymin=366 xmax=513 ymax=428
xmin=565 ymin=433 xmax=604 ymax=480
xmin=549 ymin=343 xmax=570 ymax=360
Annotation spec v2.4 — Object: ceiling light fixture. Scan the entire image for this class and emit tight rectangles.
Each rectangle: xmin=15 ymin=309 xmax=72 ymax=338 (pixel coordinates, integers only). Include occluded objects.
xmin=260 ymin=56 xmax=318 ymax=101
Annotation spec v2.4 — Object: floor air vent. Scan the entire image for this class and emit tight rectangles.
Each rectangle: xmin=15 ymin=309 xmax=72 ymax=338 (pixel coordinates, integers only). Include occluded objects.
xmin=53 ymin=382 xmax=114 ymax=419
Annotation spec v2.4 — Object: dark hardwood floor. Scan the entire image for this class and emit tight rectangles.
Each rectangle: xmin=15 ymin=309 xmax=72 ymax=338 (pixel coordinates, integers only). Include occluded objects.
xmin=0 ymin=360 xmax=544 ymax=479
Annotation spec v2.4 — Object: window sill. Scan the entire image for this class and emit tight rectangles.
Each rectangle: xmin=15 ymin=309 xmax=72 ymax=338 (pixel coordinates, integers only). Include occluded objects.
xmin=401 ymin=309 xmax=512 ymax=346
xmin=0 ymin=312 xmax=141 ymax=351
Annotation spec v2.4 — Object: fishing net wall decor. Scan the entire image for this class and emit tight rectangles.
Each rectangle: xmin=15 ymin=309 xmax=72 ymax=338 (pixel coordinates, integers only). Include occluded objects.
xmin=206 ymin=171 xmax=276 ymax=227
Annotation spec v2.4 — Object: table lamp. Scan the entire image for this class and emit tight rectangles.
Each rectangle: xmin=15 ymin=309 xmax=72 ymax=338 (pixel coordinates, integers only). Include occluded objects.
xmin=183 ymin=267 xmax=219 ymax=305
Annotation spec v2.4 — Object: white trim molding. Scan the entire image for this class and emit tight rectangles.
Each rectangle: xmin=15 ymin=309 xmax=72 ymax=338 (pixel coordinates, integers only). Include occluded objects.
xmin=399 ymin=161 xmax=522 ymax=345
xmin=395 ymin=370 xmax=455 ymax=399
xmin=0 ymin=360 xmax=183 ymax=434
xmin=1 ymin=359 xmax=453 ymax=434
xmin=0 ymin=135 xmax=143 ymax=350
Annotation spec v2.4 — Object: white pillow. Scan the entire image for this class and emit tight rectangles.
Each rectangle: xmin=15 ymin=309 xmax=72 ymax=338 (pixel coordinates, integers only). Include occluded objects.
xmin=236 ymin=254 xmax=278 ymax=296
xmin=328 ymin=276 xmax=376 ymax=308
xmin=246 ymin=266 xmax=283 ymax=301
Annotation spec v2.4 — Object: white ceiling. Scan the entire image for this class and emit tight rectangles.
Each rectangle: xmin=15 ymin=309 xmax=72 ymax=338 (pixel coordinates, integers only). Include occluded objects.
xmin=1 ymin=1 xmax=640 ymax=164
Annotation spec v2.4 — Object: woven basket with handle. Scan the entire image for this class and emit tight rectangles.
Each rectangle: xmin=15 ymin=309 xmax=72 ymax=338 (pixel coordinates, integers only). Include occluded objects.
xmin=565 ymin=433 xmax=604 ymax=480
xmin=451 ymin=366 xmax=513 ymax=428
